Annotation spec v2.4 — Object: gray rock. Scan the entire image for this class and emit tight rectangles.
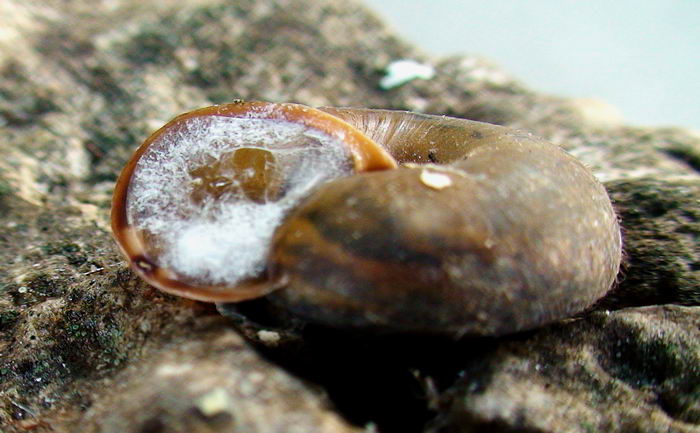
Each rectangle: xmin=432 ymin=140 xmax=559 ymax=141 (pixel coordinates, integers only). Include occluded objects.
xmin=602 ymin=178 xmax=700 ymax=309
xmin=77 ymin=325 xmax=361 ymax=433
xmin=430 ymin=306 xmax=700 ymax=433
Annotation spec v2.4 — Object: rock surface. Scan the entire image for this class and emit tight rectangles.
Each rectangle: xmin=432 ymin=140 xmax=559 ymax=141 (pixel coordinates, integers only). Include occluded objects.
xmin=430 ymin=306 xmax=700 ymax=433
xmin=0 ymin=0 xmax=699 ymax=432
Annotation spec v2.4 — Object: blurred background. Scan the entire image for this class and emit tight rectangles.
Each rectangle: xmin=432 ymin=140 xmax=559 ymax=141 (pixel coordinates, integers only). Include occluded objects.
xmin=367 ymin=0 xmax=699 ymax=130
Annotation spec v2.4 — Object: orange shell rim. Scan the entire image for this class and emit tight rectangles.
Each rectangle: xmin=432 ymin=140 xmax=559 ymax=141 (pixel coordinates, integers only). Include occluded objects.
xmin=111 ymin=101 xmax=397 ymax=302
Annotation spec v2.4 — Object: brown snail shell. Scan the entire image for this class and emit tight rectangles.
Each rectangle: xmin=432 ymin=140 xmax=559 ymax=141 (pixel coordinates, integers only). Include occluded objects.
xmin=268 ymin=109 xmax=621 ymax=335
xmin=111 ymin=101 xmax=622 ymax=336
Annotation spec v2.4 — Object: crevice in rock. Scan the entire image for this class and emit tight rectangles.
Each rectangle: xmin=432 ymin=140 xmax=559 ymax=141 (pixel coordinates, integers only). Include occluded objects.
xmin=225 ymin=298 xmax=501 ymax=433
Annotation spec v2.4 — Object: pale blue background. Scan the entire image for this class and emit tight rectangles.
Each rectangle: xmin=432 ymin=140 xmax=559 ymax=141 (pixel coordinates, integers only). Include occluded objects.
xmin=367 ymin=0 xmax=699 ymax=130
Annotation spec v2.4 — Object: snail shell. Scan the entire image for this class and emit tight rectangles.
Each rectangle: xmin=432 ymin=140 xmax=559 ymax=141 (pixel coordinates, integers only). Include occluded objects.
xmin=112 ymin=101 xmax=621 ymax=336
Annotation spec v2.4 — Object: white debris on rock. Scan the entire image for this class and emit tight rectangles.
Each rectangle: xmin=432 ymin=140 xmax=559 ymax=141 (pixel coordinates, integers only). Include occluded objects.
xmin=379 ymin=59 xmax=435 ymax=89
xmin=195 ymin=388 xmax=232 ymax=417
xmin=257 ymin=330 xmax=281 ymax=345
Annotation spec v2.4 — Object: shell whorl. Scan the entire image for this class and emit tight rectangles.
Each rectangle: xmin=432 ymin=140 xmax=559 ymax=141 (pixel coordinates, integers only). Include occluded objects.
xmin=111 ymin=102 xmax=622 ymax=336
xmin=269 ymin=107 xmax=621 ymax=335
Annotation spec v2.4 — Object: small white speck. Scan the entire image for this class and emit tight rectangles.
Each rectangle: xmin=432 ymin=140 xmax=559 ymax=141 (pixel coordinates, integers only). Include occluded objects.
xmin=139 ymin=320 xmax=152 ymax=333
xmin=419 ymin=170 xmax=453 ymax=190
xmin=257 ymin=330 xmax=281 ymax=344
xmin=380 ymin=59 xmax=435 ymax=89
xmin=18 ymin=286 xmax=28 ymax=293
xmin=195 ymin=388 xmax=231 ymax=417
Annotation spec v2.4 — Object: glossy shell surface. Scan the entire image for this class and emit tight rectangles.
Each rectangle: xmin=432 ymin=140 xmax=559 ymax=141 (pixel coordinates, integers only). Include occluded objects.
xmin=112 ymin=102 xmax=622 ymax=336
xmin=268 ymin=111 xmax=621 ymax=335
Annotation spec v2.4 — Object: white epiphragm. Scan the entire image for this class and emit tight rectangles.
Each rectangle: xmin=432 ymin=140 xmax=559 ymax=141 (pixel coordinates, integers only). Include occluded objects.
xmin=125 ymin=116 xmax=353 ymax=287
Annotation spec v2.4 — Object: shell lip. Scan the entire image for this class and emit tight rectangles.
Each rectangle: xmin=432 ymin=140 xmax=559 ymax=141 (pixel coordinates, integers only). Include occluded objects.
xmin=165 ymin=101 xmax=398 ymax=171
xmin=110 ymin=100 xmax=397 ymax=302
xmin=112 ymin=226 xmax=287 ymax=302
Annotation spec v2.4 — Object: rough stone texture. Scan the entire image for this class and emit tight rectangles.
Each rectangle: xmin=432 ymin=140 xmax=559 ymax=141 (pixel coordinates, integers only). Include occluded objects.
xmin=429 ymin=306 xmax=700 ymax=433
xmin=77 ymin=324 xmax=360 ymax=433
xmin=600 ymin=179 xmax=700 ymax=309
xmin=0 ymin=0 xmax=699 ymax=432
